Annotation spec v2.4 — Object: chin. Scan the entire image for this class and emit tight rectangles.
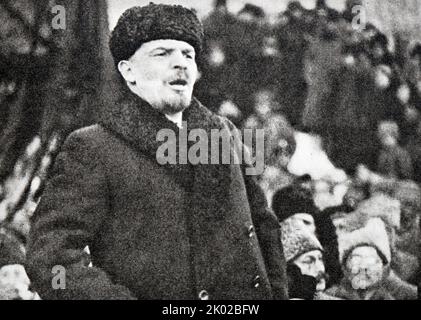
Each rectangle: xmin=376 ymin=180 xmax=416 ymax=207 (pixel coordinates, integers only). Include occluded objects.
xmin=316 ymin=281 xmax=326 ymax=292
xmin=160 ymin=94 xmax=192 ymax=114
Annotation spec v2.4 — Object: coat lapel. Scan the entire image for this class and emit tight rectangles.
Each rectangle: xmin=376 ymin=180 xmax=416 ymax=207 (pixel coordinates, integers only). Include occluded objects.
xmin=99 ymin=86 xmax=234 ymax=221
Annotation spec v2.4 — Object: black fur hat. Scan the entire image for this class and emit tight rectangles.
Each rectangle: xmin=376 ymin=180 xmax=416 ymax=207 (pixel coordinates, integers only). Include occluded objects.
xmin=109 ymin=3 xmax=204 ymax=66
xmin=272 ymin=185 xmax=318 ymax=223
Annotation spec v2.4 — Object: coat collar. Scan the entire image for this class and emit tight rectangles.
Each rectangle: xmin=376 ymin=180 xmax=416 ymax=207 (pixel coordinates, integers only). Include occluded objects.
xmin=99 ymin=85 xmax=233 ymax=221
xmin=99 ymin=85 xmax=224 ymax=161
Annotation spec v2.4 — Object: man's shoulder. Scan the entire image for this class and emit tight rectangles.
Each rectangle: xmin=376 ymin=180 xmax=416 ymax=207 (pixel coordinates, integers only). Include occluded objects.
xmin=66 ymin=124 xmax=117 ymax=145
xmin=68 ymin=124 xmax=107 ymax=140
xmin=63 ymin=124 xmax=121 ymax=155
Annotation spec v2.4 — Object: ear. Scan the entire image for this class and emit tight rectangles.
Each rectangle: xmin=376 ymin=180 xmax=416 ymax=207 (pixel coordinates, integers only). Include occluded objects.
xmin=117 ymin=60 xmax=136 ymax=84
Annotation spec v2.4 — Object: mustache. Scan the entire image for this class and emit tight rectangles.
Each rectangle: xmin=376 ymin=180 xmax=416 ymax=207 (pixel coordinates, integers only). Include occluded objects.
xmin=315 ymin=272 xmax=327 ymax=283
xmin=168 ymin=71 xmax=190 ymax=83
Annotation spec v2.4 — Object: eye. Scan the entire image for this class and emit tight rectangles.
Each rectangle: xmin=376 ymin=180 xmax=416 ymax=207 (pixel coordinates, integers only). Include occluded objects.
xmin=154 ymin=50 xmax=167 ymax=57
xmin=184 ymin=52 xmax=194 ymax=59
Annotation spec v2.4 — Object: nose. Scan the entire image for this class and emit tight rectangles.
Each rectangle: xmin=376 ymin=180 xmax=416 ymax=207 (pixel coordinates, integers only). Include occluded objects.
xmin=171 ymin=50 xmax=188 ymax=70
xmin=315 ymin=259 xmax=325 ymax=275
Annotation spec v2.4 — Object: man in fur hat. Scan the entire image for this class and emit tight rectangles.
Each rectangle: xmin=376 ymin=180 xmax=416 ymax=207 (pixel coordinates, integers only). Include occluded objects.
xmin=327 ymin=217 xmax=410 ymax=300
xmin=280 ymin=219 xmax=328 ymax=299
xmin=25 ymin=3 xmax=288 ymax=300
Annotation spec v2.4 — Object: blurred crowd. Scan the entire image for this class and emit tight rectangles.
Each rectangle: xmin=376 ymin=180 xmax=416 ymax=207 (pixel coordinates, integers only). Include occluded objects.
xmin=195 ymin=0 xmax=421 ymax=299
xmin=197 ymin=0 xmax=421 ymax=175
xmin=1 ymin=0 xmax=421 ymax=299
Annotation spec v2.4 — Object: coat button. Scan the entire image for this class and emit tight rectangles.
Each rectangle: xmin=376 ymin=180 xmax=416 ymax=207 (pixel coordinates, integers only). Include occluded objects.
xmin=198 ymin=290 xmax=209 ymax=300
xmin=253 ymin=275 xmax=261 ymax=289
xmin=247 ymin=225 xmax=255 ymax=238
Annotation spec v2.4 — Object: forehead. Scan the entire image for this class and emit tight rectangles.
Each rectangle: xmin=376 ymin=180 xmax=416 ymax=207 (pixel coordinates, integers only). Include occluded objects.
xmin=297 ymin=250 xmax=322 ymax=260
xmin=293 ymin=213 xmax=314 ymax=222
xmin=350 ymin=246 xmax=379 ymax=258
xmin=139 ymin=39 xmax=195 ymax=53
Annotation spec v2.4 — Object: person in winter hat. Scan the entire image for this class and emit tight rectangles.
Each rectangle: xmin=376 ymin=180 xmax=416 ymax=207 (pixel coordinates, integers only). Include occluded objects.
xmin=109 ymin=4 xmax=204 ymax=68
xmin=327 ymin=218 xmax=398 ymax=299
xmin=331 ymin=203 xmax=417 ymax=299
xmin=356 ymin=190 xmax=419 ymax=282
xmin=280 ymin=219 xmax=327 ymax=296
xmin=273 ymin=184 xmax=343 ymax=287
xmin=26 ymin=3 xmax=288 ymax=300
xmin=272 ymin=185 xmax=317 ymax=233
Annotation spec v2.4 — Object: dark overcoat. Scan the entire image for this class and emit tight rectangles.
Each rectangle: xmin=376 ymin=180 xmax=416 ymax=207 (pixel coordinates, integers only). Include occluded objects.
xmin=26 ymin=88 xmax=288 ymax=300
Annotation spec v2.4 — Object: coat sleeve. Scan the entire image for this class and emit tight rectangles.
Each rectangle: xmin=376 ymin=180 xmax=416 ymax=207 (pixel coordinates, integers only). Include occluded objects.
xmin=25 ymin=131 xmax=136 ymax=300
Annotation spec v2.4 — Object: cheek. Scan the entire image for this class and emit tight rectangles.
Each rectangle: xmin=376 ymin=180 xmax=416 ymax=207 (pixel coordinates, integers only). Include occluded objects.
xmin=297 ymin=262 xmax=317 ymax=277
xmin=188 ymin=62 xmax=199 ymax=81
xmin=139 ymin=67 xmax=160 ymax=83
xmin=133 ymin=61 xmax=165 ymax=84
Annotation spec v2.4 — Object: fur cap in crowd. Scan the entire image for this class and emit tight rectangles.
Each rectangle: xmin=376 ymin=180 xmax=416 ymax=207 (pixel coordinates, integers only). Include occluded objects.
xmin=280 ymin=218 xmax=323 ymax=262
xmin=338 ymin=217 xmax=391 ymax=265
xmin=272 ymin=185 xmax=317 ymax=223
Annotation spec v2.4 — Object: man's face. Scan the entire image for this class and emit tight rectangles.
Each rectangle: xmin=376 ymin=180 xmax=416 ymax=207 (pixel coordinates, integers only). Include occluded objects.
xmin=345 ymin=246 xmax=385 ymax=290
xmin=293 ymin=250 xmax=326 ymax=292
xmin=119 ymin=39 xmax=198 ymax=114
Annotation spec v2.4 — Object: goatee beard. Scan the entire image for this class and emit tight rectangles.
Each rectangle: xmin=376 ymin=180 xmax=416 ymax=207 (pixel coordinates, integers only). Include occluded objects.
xmin=161 ymin=97 xmax=192 ymax=115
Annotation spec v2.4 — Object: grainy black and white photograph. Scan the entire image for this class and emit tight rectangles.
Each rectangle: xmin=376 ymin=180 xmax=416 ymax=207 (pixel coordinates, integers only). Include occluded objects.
xmin=0 ymin=0 xmax=420 ymax=304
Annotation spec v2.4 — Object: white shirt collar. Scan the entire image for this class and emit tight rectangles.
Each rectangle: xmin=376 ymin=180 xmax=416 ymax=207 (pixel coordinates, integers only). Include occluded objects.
xmin=165 ymin=112 xmax=183 ymax=129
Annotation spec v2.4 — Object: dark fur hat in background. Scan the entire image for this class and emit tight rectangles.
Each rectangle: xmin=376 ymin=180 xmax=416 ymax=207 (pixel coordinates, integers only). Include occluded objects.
xmin=109 ymin=3 xmax=204 ymax=67
xmin=272 ymin=185 xmax=318 ymax=223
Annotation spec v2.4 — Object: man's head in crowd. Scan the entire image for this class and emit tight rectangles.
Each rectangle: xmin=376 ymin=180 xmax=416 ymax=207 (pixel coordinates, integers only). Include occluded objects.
xmin=214 ymin=0 xmax=228 ymax=12
xmin=281 ymin=219 xmax=327 ymax=292
xmin=237 ymin=3 xmax=265 ymax=23
xmin=109 ymin=4 xmax=204 ymax=115
xmin=338 ymin=218 xmax=391 ymax=291
xmin=369 ymin=33 xmax=388 ymax=61
xmin=287 ymin=1 xmax=304 ymax=20
xmin=344 ymin=246 xmax=385 ymax=290
xmin=272 ymin=185 xmax=317 ymax=234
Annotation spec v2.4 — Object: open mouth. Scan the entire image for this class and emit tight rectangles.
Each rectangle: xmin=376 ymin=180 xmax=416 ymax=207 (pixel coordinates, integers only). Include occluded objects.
xmin=168 ymin=79 xmax=189 ymax=92
xmin=169 ymin=79 xmax=188 ymax=86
